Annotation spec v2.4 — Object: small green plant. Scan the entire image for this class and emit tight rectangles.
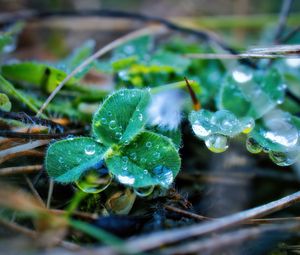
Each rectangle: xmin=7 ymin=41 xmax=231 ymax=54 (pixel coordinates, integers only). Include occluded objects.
xmin=45 ymin=88 xmax=180 ymax=190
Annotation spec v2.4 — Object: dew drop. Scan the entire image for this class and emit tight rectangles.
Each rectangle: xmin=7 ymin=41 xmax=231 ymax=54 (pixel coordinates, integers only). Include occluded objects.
xmin=146 ymin=141 xmax=152 ymax=148
xmin=141 ymin=157 xmax=147 ymax=163
xmin=101 ymin=117 xmax=107 ymax=124
xmin=205 ymin=134 xmax=229 ymax=153
xmin=122 ymin=156 xmax=128 ymax=163
xmin=109 ymin=120 xmax=117 ymax=130
xmin=130 ymin=152 xmax=137 ymax=160
xmin=115 ymin=132 xmax=122 ymax=140
xmin=58 ymin=157 xmax=64 ymax=163
xmin=246 ymin=137 xmax=262 ymax=154
xmin=117 ymin=174 xmax=135 ymax=185
xmin=134 ymin=186 xmax=155 ymax=197
xmin=152 ymin=165 xmax=174 ymax=188
xmin=269 ymin=151 xmax=299 ymax=166
xmin=153 ymin=152 xmax=161 ymax=159
xmin=107 ymin=111 xmax=112 ymax=116
xmin=76 ymin=169 xmax=112 ymax=194
xmin=85 ymin=144 xmax=96 ymax=155
xmin=232 ymin=67 xmax=253 ymax=83
xmin=143 ymin=169 xmax=148 ymax=174
xmin=242 ymin=118 xmax=255 ymax=134
xmin=138 ymin=113 xmax=143 ymax=121
xmin=285 ymin=58 xmax=300 ymax=68
xmin=192 ymin=120 xmax=211 ymax=138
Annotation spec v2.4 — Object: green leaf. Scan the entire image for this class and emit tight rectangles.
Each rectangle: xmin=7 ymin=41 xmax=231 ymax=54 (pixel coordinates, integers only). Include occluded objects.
xmin=105 ymin=131 xmax=181 ymax=188
xmin=0 ymin=93 xmax=11 ymax=111
xmin=92 ymin=89 xmax=151 ymax=146
xmin=45 ymin=137 xmax=107 ymax=183
xmin=2 ymin=62 xmax=77 ymax=93
xmin=0 ymin=75 xmax=40 ymax=113
xmin=189 ymin=109 xmax=254 ymax=139
xmin=148 ymin=125 xmax=182 ymax=150
xmin=218 ymin=67 xmax=285 ymax=119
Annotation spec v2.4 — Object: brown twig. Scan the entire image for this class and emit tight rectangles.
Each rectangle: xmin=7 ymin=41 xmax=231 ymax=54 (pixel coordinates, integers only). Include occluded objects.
xmin=0 ymin=165 xmax=42 ymax=176
xmin=184 ymin=77 xmax=201 ymax=111
xmin=0 ymin=149 xmax=43 ymax=164
xmin=164 ymin=205 xmax=209 ymax=221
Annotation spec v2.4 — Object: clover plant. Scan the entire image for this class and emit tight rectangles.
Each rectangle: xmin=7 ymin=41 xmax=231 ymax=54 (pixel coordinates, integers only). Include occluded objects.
xmin=45 ymin=89 xmax=181 ymax=190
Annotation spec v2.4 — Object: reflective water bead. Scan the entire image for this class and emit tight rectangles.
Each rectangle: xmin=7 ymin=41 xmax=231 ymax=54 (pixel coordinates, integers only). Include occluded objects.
xmin=101 ymin=117 xmax=107 ymax=124
xmin=263 ymin=118 xmax=298 ymax=148
xmin=109 ymin=120 xmax=117 ymax=130
xmin=117 ymin=174 xmax=135 ymax=185
xmin=138 ymin=113 xmax=143 ymax=121
xmin=205 ymin=134 xmax=229 ymax=153
xmin=107 ymin=111 xmax=112 ymax=116
xmin=232 ymin=67 xmax=253 ymax=83
xmin=58 ymin=157 xmax=64 ymax=163
xmin=141 ymin=157 xmax=147 ymax=163
xmin=143 ymin=169 xmax=148 ymax=174
xmin=115 ymin=132 xmax=122 ymax=140
xmin=152 ymin=165 xmax=174 ymax=188
xmin=246 ymin=137 xmax=262 ymax=154
xmin=134 ymin=186 xmax=155 ymax=197
xmin=122 ymin=156 xmax=128 ymax=163
xmin=85 ymin=144 xmax=96 ymax=155
xmin=285 ymin=58 xmax=300 ymax=68
xmin=75 ymin=170 xmax=112 ymax=194
xmin=192 ymin=120 xmax=211 ymax=138
xmin=269 ymin=151 xmax=299 ymax=166
xmin=130 ymin=152 xmax=137 ymax=160
xmin=242 ymin=118 xmax=255 ymax=134
xmin=146 ymin=141 xmax=152 ymax=148
xmin=153 ymin=152 xmax=161 ymax=159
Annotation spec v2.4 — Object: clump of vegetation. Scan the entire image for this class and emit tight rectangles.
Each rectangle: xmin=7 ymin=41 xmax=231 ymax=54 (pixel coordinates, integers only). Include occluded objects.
xmin=1 ymin=4 xmax=300 ymax=255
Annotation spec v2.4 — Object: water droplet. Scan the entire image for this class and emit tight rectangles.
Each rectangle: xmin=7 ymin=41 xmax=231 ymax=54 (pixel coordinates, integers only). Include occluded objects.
xmin=66 ymin=135 xmax=75 ymax=140
xmin=143 ymin=169 xmax=148 ymax=174
xmin=285 ymin=58 xmax=300 ymax=68
xmin=242 ymin=118 xmax=255 ymax=134
xmin=146 ymin=141 xmax=152 ymax=148
xmin=141 ymin=157 xmax=147 ymax=163
xmin=122 ymin=156 xmax=128 ymax=163
xmin=101 ymin=117 xmax=107 ymax=124
xmin=211 ymin=110 xmax=238 ymax=134
xmin=269 ymin=151 xmax=299 ymax=166
xmin=124 ymin=140 xmax=130 ymax=146
xmin=134 ymin=186 xmax=154 ymax=197
xmin=246 ymin=137 xmax=262 ymax=154
xmin=107 ymin=111 xmax=112 ymax=116
xmin=109 ymin=120 xmax=117 ymax=130
xmin=85 ymin=144 xmax=96 ymax=155
xmin=205 ymin=134 xmax=229 ymax=153
xmin=153 ymin=152 xmax=161 ymax=159
xmin=192 ymin=120 xmax=211 ymax=138
xmin=117 ymin=174 xmax=135 ymax=185
xmin=232 ymin=67 xmax=253 ymax=83
xmin=58 ymin=157 xmax=64 ymax=163
xmin=263 ymin=118 xmax=298 ymax=148
xmin=76 ymin=169 xmax=112 ymax=194
xmin=152 ymin=165 xmax=174 ymax=188
xmin=130 ymin=152 xmax=137 ymax=160
xmin=115 ymin=132 xmax=122 ymax=140
xmin=138 ymin=113 xmax=143 ymax=121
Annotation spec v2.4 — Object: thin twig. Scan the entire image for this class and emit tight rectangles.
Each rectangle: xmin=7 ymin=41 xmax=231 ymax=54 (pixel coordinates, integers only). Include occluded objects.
xmin=0 ymin=150 xmax=43 ymax=164
xmin=273 ymin=0 xmax=294 ymax=43
xmin=47 ymin=179 xmax=54 ymax=209
xmin=109 ymin=190 xmax=300 ymax=252
xmin=0 ymin=165 xmax=42 ymax=176
xmin=160 ymin=222 xmax=300 ymax=255
xmin=183 ymin=53 xmax=300 ymax=59
xmin=37 ymin=25 xmax=166 ymax=116
xmin=0 ymin=140 xmax=49 ymax=158
xmin=24 ymin=176 xmax=45 ymax=207
xmin=279 ymin=25 xmax=300 ymax=43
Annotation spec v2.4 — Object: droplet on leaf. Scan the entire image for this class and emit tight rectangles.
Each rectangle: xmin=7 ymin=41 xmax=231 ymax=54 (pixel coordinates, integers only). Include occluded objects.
xmin=205 ymin=134 xmax=229 ymax=153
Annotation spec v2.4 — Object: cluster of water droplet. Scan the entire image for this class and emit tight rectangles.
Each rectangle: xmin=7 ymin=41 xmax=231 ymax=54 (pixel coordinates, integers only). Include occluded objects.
xmin=246 ymin=110 xmax=300 ymax=166
xmin=190 ymin=109 xmax=254 ymax=153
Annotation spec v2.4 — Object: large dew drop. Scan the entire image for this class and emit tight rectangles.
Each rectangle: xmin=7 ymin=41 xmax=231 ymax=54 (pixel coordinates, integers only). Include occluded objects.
xmin=152 ymin=165 xmax=174 ymax=188
xmin=246 ymin=137 xmax=262 ymax=154
xmin=84 ymin=144 xmax=96 ymax=156
xmin=269 ymin=151 xmax=299 ymax=166
xmin=134 ymin=186 xmax=155 ymax=197
xmin=117 ymin=174 xmax=135 ymax=185
xmin=205 ymin=134 xmax=229 ymax=153
xmin=76 ymin=168 xmax=112 ymax=194
xmin=192 ymin=120 xmax=211 ymax=138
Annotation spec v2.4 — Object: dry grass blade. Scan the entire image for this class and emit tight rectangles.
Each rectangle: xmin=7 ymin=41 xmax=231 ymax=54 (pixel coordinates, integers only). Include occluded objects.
xmin=102 ymin=190 xmax=300 ymax=253
xmin=0 ymin=165 xmax=42 ymax=176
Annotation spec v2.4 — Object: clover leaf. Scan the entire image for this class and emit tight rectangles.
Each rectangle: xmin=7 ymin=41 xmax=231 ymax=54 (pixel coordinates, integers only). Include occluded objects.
xmin=45 ymin=88 xmax=181 ymax=189
xmin=218 ymin=67 xmax=285 ymax=119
